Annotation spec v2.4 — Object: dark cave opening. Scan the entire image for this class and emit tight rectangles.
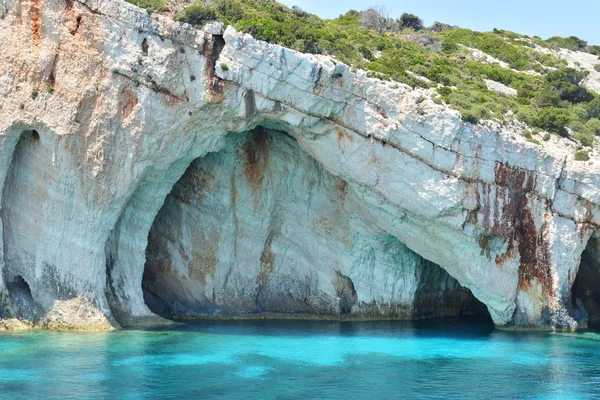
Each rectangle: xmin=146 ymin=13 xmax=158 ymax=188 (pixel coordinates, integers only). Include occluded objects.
xmin=7 ymin=275 xmax=33 ymax=301
xmin=8 ymin=275 xmax=32 ymax=300
xmin=413 ymin=263 xmax=491 ymax=322
xmin=6 ymin=274 xmax=41 ymax=320
xmin=141 ymin=127 xmax=491 ymax=323
xmin=30 ymin=130 xmax=40 ymax=143
xmin=572 ymin=237 xmax=600 ymax=327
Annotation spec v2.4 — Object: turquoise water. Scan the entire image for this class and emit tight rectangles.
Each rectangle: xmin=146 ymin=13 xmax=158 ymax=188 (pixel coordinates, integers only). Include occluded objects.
xmin=1 ymin=319 xmax=600 ymax=399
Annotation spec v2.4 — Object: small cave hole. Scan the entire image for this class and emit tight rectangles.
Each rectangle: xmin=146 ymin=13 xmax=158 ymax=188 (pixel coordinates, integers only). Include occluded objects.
xmin=30 ymin=130 xmax=40 ymax=143
xmin=141 ymin=38 xmax=148 ymax=56
xmin=8 ymin=275 xmax=33 ymax=303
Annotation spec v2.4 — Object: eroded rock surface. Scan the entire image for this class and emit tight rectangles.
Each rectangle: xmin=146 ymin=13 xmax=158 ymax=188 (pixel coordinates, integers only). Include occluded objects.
xmin=0 ymin=0 xmax=599 ymax=330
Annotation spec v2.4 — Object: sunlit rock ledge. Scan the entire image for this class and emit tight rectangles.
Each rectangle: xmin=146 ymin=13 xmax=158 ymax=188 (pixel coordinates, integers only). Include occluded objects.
xmin=1 ymin=0 xmax=600 ymax=331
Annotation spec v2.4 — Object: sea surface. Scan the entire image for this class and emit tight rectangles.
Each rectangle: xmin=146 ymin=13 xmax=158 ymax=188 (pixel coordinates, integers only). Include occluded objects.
xmin=1 ymin=318 xmax=600 ymax=399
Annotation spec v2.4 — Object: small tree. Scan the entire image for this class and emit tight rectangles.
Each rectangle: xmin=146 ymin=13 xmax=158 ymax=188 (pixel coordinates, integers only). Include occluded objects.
xmin=545 ymin=67 xmax=592 ymax=103
xmin=398 ymin=13 xmax=423 ymax=31
xmin=360 ymin=6 xmax=392 ymax=35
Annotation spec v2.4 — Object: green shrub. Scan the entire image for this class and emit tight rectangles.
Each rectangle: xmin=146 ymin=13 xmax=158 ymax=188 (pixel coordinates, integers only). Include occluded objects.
xmin=537 ymin=54 xmax=568 ymax=69
xmin=535 ymin=107 xmax=571 ymax=135
xmin=570 ymin=120 xmax=591 ymax=135
xmin=213 ymin=0 xmax=246 ymax=23
xmin=358 ymin=45 xmax=373 ymax=60
xmin=219 ymin=62 xmax=229 ymax=71
xmin=125 ymin=0 xmax=167 ymax=13
xmin=461 ymin=109 xmax=481 ymax=124
xmin=586 ymin=118 xmax=600 ymax=135
xmin=588 ymin=98 xmax=600 ymax=119
xmin=544 ymin=68 xmax=591 ymax=103
xmin=516 ymin=106 xmax=537 ymax=126
xmin=441 ymin=39 xmax=459 ymax=53
xmin=47 ymin=86 xmax=55 ymax=94
xmin=575 ymin=150 xmax=591 ymax=161
xmin=437 ymin=86 xmax=453 ymax=96
xmin=545 ymin=36 xmax=588 ymax=51
xmin=574 ymin=131 xmax=595 ymax=147
xmin=532 ymin=88 xmax=561 ymax=108
xmin=31 ymin=88 xmax=39 ymax=100
xmin=595 ymin=64 xmax=600 ymax=73
xmin=543 ymin=133 xmax=551 ymax=141
xmin=437 ymin=29 xmax=535 ymax=71
xmin=179 ymin=2 xmax=217 ymax=26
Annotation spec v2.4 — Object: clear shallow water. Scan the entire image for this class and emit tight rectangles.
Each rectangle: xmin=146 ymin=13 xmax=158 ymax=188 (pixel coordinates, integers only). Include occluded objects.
xmin=1 ymin=319 xmax=600 ymax=399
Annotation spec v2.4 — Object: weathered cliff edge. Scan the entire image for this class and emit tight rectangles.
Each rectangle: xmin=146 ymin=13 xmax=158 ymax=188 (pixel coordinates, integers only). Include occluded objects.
xmin=1 ymin=0 xmax=600 ymax=331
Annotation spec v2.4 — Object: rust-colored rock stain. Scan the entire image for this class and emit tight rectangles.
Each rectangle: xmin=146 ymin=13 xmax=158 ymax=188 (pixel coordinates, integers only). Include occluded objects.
xmin=188 ymin=235 xmax=219 ymax=286
xmin=118 ymin=83 xmax=138 ymax=119
xmin=337 ymin=180 xmax=348 ymax=202
xmin=490 ymin=162 xmax=554 ymax=296
xmin=243 ymin=127 xmax=270 ymax=207
xmin=30 ymin=0 xmax=42 ymax=46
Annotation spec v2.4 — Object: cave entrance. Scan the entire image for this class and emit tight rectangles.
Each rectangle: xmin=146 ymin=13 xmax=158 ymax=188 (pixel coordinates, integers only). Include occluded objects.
xmin=1 ymin=129 xmax=47 ymax=321
xmin=572 ymin=237 xmax=600 ymax=327
xmin=141 ymin=127 xmax=491 ymax=323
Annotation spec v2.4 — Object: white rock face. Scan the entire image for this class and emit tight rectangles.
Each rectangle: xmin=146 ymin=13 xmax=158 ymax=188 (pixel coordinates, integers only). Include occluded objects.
xmin=557 ymin=49 xmax=600 ymax=95
xmin=0 ymin=0 xmax=598 ymax=330
xmin=484 ymin=79 xmax=518 ymax=97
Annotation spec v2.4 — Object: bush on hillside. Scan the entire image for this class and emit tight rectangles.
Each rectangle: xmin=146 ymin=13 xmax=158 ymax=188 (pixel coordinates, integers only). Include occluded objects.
xmin=544 ymin=68 xmax=592 ymax=103
xmin=546 ymin=36 xmax=588 ymax=51
xmin=575 ymin=150 xmax=591 ymax=161
xmin=398 ymin=13 xmax=423 ymax=31
xmin=126 ymin=0 xmax=167 ymax=13
xmin=586 ymin=118 xmax=600 ymax=136
xmin=535 ymin=107 xmax=571 ymax=135
xmin=178 ymin=2 xmax=217 ymax=26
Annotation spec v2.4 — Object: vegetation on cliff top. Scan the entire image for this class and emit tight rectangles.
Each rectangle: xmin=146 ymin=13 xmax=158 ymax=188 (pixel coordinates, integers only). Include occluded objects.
xmin=131 ymin=0 xmax=600 ymax=149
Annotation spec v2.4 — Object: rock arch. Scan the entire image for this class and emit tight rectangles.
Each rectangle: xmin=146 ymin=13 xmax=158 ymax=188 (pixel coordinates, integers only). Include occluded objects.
xmin=140 ymin=126 xmax=489 ymax=321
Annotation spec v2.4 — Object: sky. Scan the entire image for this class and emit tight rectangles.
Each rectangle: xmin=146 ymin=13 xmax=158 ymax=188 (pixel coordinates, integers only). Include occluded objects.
xmin=281 ymin=0 xmax=600 ymax=45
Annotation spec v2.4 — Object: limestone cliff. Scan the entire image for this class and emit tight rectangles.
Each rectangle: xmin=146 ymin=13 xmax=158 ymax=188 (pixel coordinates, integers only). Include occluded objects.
xmin=0 ymin=0 xmax=599 ymax=330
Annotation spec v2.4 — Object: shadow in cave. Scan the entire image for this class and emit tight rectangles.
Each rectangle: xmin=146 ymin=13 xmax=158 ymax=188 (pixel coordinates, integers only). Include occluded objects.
xmin=141 ymin=126 xmax=492 ymax=325
xmin=572 ymin=237 xmax=600 ymax=328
